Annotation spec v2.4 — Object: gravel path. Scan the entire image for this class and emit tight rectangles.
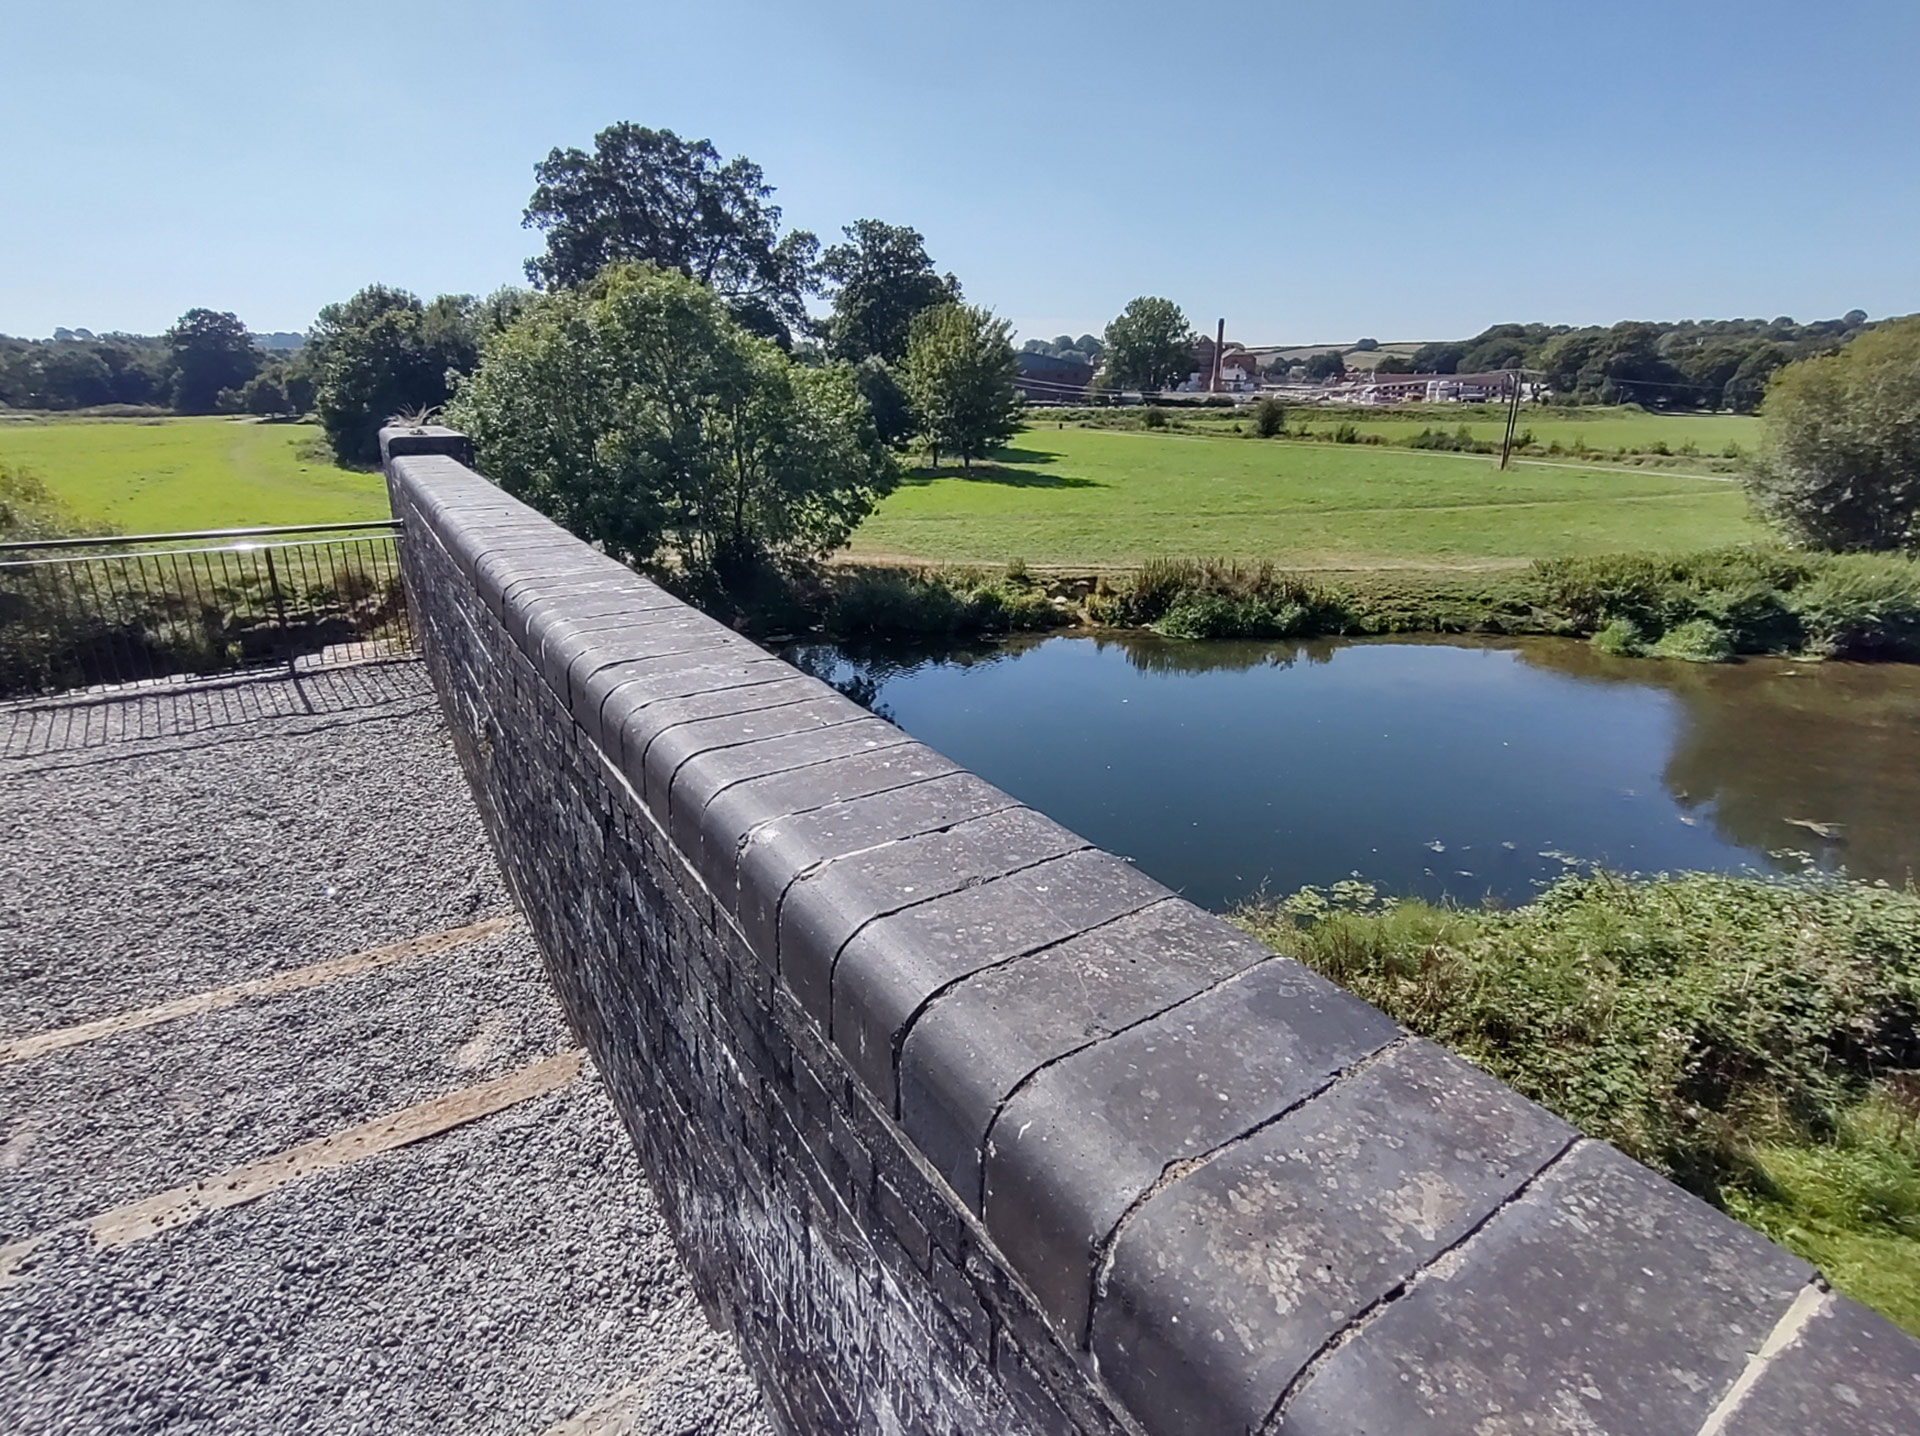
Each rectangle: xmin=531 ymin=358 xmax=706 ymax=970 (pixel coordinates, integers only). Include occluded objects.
xmin=0 ymin=662 xmax=769 ymax=1435
xmin=0 ymin=666 xmax=507 ymax=1040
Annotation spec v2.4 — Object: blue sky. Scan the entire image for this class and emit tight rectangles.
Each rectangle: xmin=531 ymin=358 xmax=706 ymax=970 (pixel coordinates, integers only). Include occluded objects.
xmin=3 ymin=0 xmax=1914 ymax=345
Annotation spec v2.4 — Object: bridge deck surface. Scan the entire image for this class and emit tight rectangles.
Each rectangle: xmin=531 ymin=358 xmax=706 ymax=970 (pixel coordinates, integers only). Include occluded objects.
xmin=0 ymin=661 xmax=769 ymax=1435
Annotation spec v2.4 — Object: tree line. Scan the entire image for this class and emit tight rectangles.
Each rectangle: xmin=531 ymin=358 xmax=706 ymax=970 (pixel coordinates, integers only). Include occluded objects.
xmin=0 ymin=312 xmax=289 ymax=416
xmin=1396 ymin=313 xmax=1878 ymax=411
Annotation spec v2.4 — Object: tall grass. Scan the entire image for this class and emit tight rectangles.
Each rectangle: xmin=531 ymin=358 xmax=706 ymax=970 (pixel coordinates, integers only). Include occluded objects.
xmin=824 ymin=564 xmax=1062 ymax=640
xmin=1535 ymin=548 xmax=1920 ymax=660
xmin=1069 ymin=547 xmax=1920 ymax=660
xmin=1087 ymin=558 xmax=1350 ymax=639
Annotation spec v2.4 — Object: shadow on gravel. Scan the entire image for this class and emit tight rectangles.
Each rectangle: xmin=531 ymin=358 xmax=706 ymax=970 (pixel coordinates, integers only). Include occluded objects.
xmin=0 ymin=660 xmax=431 ymax=761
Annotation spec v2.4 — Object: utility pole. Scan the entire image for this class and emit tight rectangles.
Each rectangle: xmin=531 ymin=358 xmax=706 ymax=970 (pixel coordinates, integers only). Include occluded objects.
xmin=1210 ymin=317 xmax=1225 ymax=393
xmin=1498 ymin=368 xmax=1524 ymax=469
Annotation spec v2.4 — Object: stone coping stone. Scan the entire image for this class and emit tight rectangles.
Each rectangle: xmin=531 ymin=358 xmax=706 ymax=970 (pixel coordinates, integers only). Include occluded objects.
xmin=641 ymin=697 xmax=869 ymax=823
xmin=774 ymin=808 xmax=1088 ymax=1032
xmin=679 ymin=734 xmax=941 ymax=898
xmin=737 ymin=772 xmax=1023 ymax=1017
xmin=1724 ymin=1292 xmax=1920 ymax=1436
xmin=897 ymin=900 xmax=1272 ymax=1213
xmin=984 ymin=957 xmax=1402 ymax=1344
xmin=1092 ymin=1039 xmax=1574 ymax=1433
xmin=831 ymin=850 xmax=1170 ymax=1114
xmin=1277 ymin=1140 xmax=1813 ymax=1436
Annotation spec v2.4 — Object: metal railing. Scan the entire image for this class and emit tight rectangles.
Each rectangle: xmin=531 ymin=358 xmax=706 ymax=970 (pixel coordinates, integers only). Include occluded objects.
xmin=0 ymin=521 xmax=413 ymax=699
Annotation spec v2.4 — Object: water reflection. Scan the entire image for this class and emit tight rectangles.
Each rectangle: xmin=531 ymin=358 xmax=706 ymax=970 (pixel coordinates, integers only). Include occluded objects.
xmin=1511 ymin=642 xmax=1920 ymax=887
xmin=781 ymin=633 xmax=1920 ymax=909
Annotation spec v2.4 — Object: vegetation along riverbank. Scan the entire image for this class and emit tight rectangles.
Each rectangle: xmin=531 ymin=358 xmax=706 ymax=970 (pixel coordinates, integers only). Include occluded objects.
xmin=1233 ymin=871 xmax=1920 ymax=1334
xmin=819 ymin=548 xmax=1920 ymax=663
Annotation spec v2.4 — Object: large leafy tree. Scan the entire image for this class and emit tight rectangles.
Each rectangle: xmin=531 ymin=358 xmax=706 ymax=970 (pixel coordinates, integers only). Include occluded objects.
xmin=522 ymin=124 xmax=818 ymax=344
xmin=1743 ymin=317 xmax=1920 ymax=552
xmin=903 ymin=303 xmax=1020 ymax=468
xmin=307 ymin=286 xmax=484 ymax=464
xmin=1102 ymin=297 xmax=1194 ymax=392
xmin=164 ymin=309 xmax=260 ymax=414
xmin=819 ymin=219 xmax=960 ymax=364
xmin=448 ymin=264 xmax=896 ymax=583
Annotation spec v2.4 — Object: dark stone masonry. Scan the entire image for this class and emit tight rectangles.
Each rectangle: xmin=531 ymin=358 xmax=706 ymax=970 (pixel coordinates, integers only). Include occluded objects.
xmin=383 ymin=426 xmax=1920 ymax=1436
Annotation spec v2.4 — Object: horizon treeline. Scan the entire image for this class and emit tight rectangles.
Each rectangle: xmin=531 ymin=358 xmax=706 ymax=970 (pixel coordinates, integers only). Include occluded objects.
xmin=1 ymin=307 xmax=1903 ymax=419
xmin=1387 ymin=311 xmax=1886 ymax=412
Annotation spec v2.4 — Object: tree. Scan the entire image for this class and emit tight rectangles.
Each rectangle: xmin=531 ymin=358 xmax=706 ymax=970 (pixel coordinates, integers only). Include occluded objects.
xmin=852 ymin=356 xmax=914 ymax=449
xmin=819 ymin=220 xmax=960 ymax=365
xmin=1303 ymin=350 xmax=1346 ymax=382
xmin=239 ymin=373 xmax=289 ymax=416
xmin=1412 ymin=341 xmax=1466 ymax=374
xmin=1375 ymin=354 xmax=1415 ymax=375
xmin=1103 ymin=297 xmax=1193 ymax=392
xmin=1353 ymin=337 xmax=1380 ymax=352
xmin=165 ymin=309 xmax=260 ymax=414
xmin=904 ymin=303 xmax=1020 ymax=468
xmin=522 ymin=123 xmax=817 ymax=344
xmin=307 ymin=286 xmax=482 ymax=464
xmin=448 ymin=264 xmax=895 ymax=585
xmin=1723 ymin=344 xmax=1789 ymax=414
xmin=1743 ymin=318 xmax=1920 ymax=552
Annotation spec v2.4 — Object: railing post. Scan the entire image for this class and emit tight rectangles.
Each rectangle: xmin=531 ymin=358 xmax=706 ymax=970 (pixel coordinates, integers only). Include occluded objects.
xmin=263 ymin=547 xmax=292 ymax=672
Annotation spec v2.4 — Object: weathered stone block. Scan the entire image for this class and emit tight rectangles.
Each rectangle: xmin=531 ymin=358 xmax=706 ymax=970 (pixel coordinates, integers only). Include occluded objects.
xmin=898 ymin=900 xmax=1269 ymax=1212
xmin=1277 ymin=1139 xmax=1811 ymax=1436
xmin=1091 ymin=1039 xmax=1573 ymax=1432
xmin=1720 ymin=1292 xmax=1920 ymax=1436
xmin=831 ymin=850 xmax=1169 ymax=1112
xmin=775 ymin=807 xmax=1088 ymax=1030
xmin=984 ymin=956 xmax=1400 ymax=1344
xmin=691 ymin=743 xmax=962 ymax=898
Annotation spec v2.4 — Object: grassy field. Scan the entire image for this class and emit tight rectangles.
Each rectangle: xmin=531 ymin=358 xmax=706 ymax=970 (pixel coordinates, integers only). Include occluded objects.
xmin=849 ymin=426 xmax=1764 ymax=569
xmin=0 ymin=416 xmax=389 ymax=533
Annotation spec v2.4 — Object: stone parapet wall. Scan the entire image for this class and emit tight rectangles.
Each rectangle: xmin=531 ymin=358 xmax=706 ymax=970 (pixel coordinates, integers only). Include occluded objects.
xmin=383 ymin=425 xmax=1920 ymax=1436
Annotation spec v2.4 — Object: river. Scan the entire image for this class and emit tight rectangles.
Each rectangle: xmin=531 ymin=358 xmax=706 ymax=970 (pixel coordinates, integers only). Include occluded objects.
xmin=785 ymin=634 xmax=1920 ymax=912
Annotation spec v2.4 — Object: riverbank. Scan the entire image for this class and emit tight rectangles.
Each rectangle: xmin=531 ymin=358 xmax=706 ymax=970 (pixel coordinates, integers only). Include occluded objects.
xmin=1232 ymin=870 xmax=1920 ymax=1335
xmin=816 ymin=547 xmax=1920 ymax=663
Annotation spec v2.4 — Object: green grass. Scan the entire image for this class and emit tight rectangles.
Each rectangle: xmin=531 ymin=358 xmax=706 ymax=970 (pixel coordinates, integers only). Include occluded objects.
xmin=0 ymin=416 xmax=390 ymax=534
xmin=850 ymin=426 xmax=1764 ymax=569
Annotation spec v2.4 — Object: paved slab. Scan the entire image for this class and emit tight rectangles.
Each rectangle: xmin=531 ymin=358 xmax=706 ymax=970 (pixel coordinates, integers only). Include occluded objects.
xmin=0 ymin=663 xmax=770 ymax=1435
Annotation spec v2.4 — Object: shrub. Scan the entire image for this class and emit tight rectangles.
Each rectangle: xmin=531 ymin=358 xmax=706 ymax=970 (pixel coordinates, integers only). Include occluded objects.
xmin=1531 ymin=547 xmax=1919 ymax=660
xmin=1649 ymin=617 xmax=1734 ymax=662
xmin=1089 ymin=557 xmax=1348 ymax=640
xmin=1142 ymin=405 xmax=1168 ymax=430
xmin=1787 ymin=560 xmax=1920 ymax=659
xmin=825 ymin=566 xmax=1061 ymax=640
xmin=1590 ymin=616 xmax=1646 ymax=656
xmin=1251 ymin=395 xmax=1286 ymax=438
xmin=1331 ymin=422 xmax=1360 ymax=444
